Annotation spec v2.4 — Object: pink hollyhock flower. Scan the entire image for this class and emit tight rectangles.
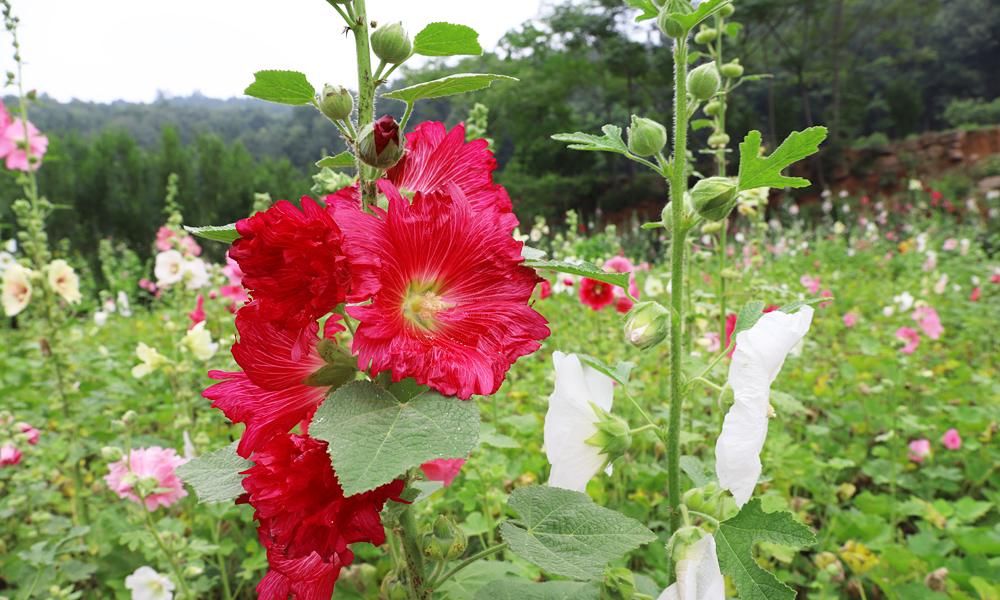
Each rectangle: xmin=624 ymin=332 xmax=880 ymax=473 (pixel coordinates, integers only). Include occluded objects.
xmin=579 ymin=277 xmax=615 ymax=311
xmin=537 ymin=279 xmax=552 ymax=299
xmin=0 ymin=103 xmax=49 ymax=171
xmin=970 ymin=287 xmax=981 ymax=302
xmin=701 ymin=331 xmax=721 ymax=353
xmin=603 ymin=255 xmax=634 ymax=274
xmin=0 ymin=443 xmax=22 ymax=466
xmin=17 ymin=422 xmax=40 ymax=445
xmin=941 ymin=428 xmax=961 ymax=450
xmin=204 ymin=303 xmax=333 ymax=457
xmin=912 ymin=306 xmax=943 ymax=340
xmin=188 ymin=294 xmax=206 ymax=329
xmin=330 ymin=180 xmax=549 ymax=399
xmin=895 ymin=327 xmax=920 ymax=354
xmin=842 ymin=312 xmax=859 ymax=328
xmin=908 ymin=439 xmax=931 ymax=463
xmin=800 ymin=275 xmax=821 ymax=295
xmin=942 ymin=238 xmax=958 ymax=251
xmin=603 ymin=256 xmax=639 ymax=306
xmin=179 ymin=235 xmax=202 ymax=257
xmin=991 ymin=272 xmax=1000 ymax=285
xmin=104 ymin=446 xmax=188 ymax=510
xmin=154 ymin=226 xmax=176 ymax=252
xmin=239 ymin=434 xmax=404 ymax=600
xmin=222 ymin=254 xmax=244 ymax=287
xmin=420 ymin=458 xmax=466 ymax=487
xmin=386 ymin=121 xmax=514 ymax=222
xmin=819 ymin=289 xmax=833 ymax=308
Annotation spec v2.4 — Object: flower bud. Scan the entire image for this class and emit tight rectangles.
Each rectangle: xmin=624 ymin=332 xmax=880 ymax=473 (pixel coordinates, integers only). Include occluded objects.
xmin=687 ymin=63 xmax=721 ymax=101
xmin=694 ymin=26 xmax=718 ymax=45
xmin=627 ymin=115 xmax=667 ymax=157
xmin=657 ymin=0 xmax=693 ymax=38
xmin=719 ymin=60 xmax=744 ymax=79
xmin=700 ymin=220 xmax=722 ymax=234
xmin=371 ymin=22 xmax=412 ymax=64
xmin=692 ymin=176 xmax=738 ymax=221
xmin=667 ymin=526 xmax=706 ymax=563
xmin=100 ymin=446 xmax=124 ymax=461
xmin=319 ymin=84 xmax=354 ymax=121
xmin=708 ymin=132 xmax=730 ymax=148
xmin=720 ymin=3 xmax=736 ymax=17
xmin=661 ymin=193 xmax=697 ymax=234
xmin=585 ymin=408 xmax=632 ymax=460
xmin=357 ymin=115 xmax=404 ymax=169
xmin=704 ymin=100 xmax=723 ymax=117
xmin=623 ymin=301 xmax=669 ymax=350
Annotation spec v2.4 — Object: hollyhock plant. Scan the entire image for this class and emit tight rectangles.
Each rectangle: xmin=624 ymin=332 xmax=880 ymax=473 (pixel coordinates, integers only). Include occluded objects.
xmin=941 ymin=428 xmax=962 ymax=450
xmin=2 ymin=262 xmax=32 ymax=317
xmin=239 ymin=433 xmax=404 ymax=599
xmin=0 ymin=103 xmax=49 ymax=171
xmin=912 ymin=306 xmax=943 ymax=340
xmin=716 ymin=306 xmax=814 ymax=506
xmin=181 ymin=257 xmax=210 ymax=290
xmin=124 ymin=566 xmax=175 ymax=600
xmin=46 ymin=259 xmax=82 ymax=304
xmin=544 ymin=352 xmax=614 ymax=492
xmin=895 ymin=327 xmax=921 ymax=354
xmin=230 ymin=198 xmax=352 ymax=349
xmin=188 ymin=294 xmax=205 ymax=328
xmin=908 ymin=439 xmax=931 ymax=463
xmin=579 ymin=277 xmax=616 ymax=311
xmin=204 ymin=303 xmax=335 ymax=457
xmin=657 ymin=535 xmax=725 ymax=600
xmin=421 ymin=458 xmax=466 ymax=487
xmin=330 ymin=180 xmax=549 ymax=399
xmin=0 ymin=443 xmax=22 ymax=467
xmin=104 ymin=447 xmax=188 ymax=511
xmin=17 ymin=422 xmax=40 ymax=445
xmin=154 ymin=250 xmax=185 ymax=288
xmin=132 ymin=343 xmax=169 ymax=379
xmin=182 ymin=321 xmax=218 ymax=361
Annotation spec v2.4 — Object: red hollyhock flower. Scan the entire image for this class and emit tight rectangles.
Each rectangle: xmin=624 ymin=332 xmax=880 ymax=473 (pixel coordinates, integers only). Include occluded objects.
xmin=373 ymin=114 xmax=401 ymax=154
xmin=579 ymin=278 xmax=615 ymax=310
xmin=421 ymin=458 xmax=466 ymax=487
xmin=240 ymin=433 xmax=404 ymax=600
xmin=386 ymin=121 xmax=514 ymax=220
xmin=537 ymin=279 xmax=552 ymax=299
xmin=724 ymin=305 xmax=781 ymax=357
xmin=203 ymin=303 xmax=330 ymax=458
xmin=330 ymin=180 xmax=549 ymax=399
xmin=230 ymin=197 xmax=352 ymax=352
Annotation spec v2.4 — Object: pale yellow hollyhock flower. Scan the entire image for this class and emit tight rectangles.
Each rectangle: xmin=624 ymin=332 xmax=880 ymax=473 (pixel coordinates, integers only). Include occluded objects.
xmin=132 ymin=343 xmax=169 ymax=379
xmin=2 ymin=263 xmax=32 ymax=316
xmin=46 ymin=259 xmax=82 ymax=304
xmin=182 ymin=322 xmax=218 ymax=361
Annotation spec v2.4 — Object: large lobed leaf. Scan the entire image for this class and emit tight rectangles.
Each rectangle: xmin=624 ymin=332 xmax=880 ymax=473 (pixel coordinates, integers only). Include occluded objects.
xmin=413 ymin=22 xmax=483 ymax=57
xmin=500 ymin=486 xmax=657 ymax=580
xmin=177 ymin=441 xmax=252 ymax=504
xmin=737 ymin=127 xmax=828 ymax=191
xmin=624 ymin=0 xmax=660 ymax=21
xmin=310 ymin=381 xmax=480 ymax=496
xmin=244 ymin=70 xmax=316 ymax=106
xmin=315 ymin=151 xmax=355 ymax=169
xmin=383 ymin=74 xmax=517 ymax=104
xmin=524 ymin=258 xmax=632 ymax=297
xmin=551 ymin=125 xmax=629 ymax=155
xmin=713 ymin=499 xmax=817 ymax=600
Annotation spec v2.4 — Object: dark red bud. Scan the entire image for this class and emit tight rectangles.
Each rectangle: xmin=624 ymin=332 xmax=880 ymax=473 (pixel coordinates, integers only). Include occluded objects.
xmin=373 ymin=115 xmax=399 ymax=154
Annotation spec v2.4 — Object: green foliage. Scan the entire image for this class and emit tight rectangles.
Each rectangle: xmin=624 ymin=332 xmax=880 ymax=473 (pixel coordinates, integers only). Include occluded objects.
xmin=474 ymin=579 xmax=601 ymax=600
xmin=500 ymin=486 xmax=657 ymax=580
xmin=551 ymin=125 xmax=630 ymax=155
xmin=737 ymin=127 xmax=828 ymax=191
xmin=177 ymin=442 xmax=252 ymax=504
xmin=523 ymin=258 xmax=632 ymax=295
xmin=413 ymin=23 xmax=483 ymax=57
xmin=184 ymin=223 xmax=239 ymax=244
xmin=244 ymin=70 xmax=316 ymax=106
xmin=315 ymin=151 xmax=355 ymax=169
xmin=383 ymin=73 xmax=518 ymax=104
xmin=310 ymin=381 xmax=481 ymax=495
xmin=943 ymin=97 xmax=1000 ymax=128
xmin=713 ymin=500 xmax=817 ymax=600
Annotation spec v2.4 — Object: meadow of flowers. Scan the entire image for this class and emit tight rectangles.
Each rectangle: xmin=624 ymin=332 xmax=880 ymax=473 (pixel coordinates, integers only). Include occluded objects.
xmin=2 ymin=0 xmax=999 ymax=599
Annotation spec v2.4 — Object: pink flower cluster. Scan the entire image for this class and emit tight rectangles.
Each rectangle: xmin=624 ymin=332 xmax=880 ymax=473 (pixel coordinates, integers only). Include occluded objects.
xmin=909 ymin=428 xmax=962 ymax=463
xmin=895 ymin=305 xmax=943 ymax=354
xmin=0 ymin=421 xmax=41 ymax=468
xmin=105 ymin=446 xmax=189 ymax=511
xmin=155 ymin=226 xmax=202 ymax=257
xmin=0 ymin=101 xmax=47 ymax=171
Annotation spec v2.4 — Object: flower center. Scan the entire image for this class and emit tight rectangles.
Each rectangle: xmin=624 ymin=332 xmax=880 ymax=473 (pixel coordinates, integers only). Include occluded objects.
xmin=402 ymin=281 xmax=453 ymax=331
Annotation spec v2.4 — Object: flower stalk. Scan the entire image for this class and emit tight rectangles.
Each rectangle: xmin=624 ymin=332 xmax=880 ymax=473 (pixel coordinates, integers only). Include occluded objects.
xmin=349 ymin=0 xmax=378 ymax=209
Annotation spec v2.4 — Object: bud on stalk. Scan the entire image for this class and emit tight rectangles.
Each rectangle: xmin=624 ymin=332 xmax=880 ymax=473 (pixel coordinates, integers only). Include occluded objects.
xmin=624 ymin=301 xmax=670 ymax=350
xmin=319 ymin=84 xmax=354 ymax=121
xmin=719 ymin=60 xmax=744 ymax=79
xmin=627 ymin=115 xmax=668 ymax=157
xmin=371 ymin=22 xmax=412 ymax=64
xmin=687 ymin=63 xmax=721 ymax=101
xmin=691 ymin=176 xmax=738 ymax=221
xmin=357 ymin=115 xmax=404 ymax=169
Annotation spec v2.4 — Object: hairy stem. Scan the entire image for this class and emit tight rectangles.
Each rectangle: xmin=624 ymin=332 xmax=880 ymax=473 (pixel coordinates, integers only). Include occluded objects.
xmin=430 ymin=543 xmax=508 ymax=589
xmin=398 ymin=505 xmax=429 ymax=599
xmin=351 ymin=0 xmax=377 ymax=208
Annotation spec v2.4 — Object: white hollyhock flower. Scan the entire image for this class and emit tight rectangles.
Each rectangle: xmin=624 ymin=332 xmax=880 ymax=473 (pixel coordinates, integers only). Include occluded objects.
xmin=181 ymin=258 xmax=210 ymax=290
xmin=644 ymin=276 xmax=665 ymax=297
xmin=2 ymin=263 xmax=32 ymax=317
xmin=154 ymin=250 xmax=185 ymax=287
xmin=46 ymin=259 xmax=83 ymax=304
xmin=117 ymin=291 xmax=132 ymax=317
xmin=182 ymin=321 xmax=218 ymax=361
xmin=132 ymin=343 xmax=169 ymax=379
xmin=658 ymin=535 xmax=725 ymax=600
xmin=544 ymin=352 xmax=614 ymax=492
xmin=716 ymin=306 xmax=813 ymax=506
xmin=124 ymin=566 xmax=175 ymax=600
xmin=94 ymin=310 xmax=109 ymax=327
xmin=893 ymin=291 xmax=914 ymax=311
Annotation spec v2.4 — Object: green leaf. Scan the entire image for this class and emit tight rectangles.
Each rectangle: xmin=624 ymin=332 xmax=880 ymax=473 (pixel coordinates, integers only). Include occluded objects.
xmin=413 ymin=23 xmax=483 ymax=57
xmin=524 ymin=259 xmax=631 ymax=296
xmin=551 ymin=125 xmax=629 ymax=155
xmin=691 ymin=118 xmax=714 ymax=131
xmin=577 ymin=355 xmax=635 ymax=387
xmin=315 ymin=151 xmax=355 ymax=169
xmin=500 ymin=486 xmax=657 ymax=580
xmin=733 ymin=300 xmax=766 ymax=337
xmin=310 ymin=381 xmax=480 ymax=495
xmin=736 ymin=127 xmax=828 ymax=191
xmin=184 ymin=224 xmax=240 ymax=244
xmin=679 ymin=455 xmax=713 ymax=487
xmin=176 ymin=441 xmax=252 ymax=504
xmin=383 ymin=74 xmax=517 ymax=104
xmin=666 ymin=0 xmax=733 ymax=34
xmin=624 ymin=0 xmax=660 ymax=21
xmin=244 ymin=70 xmax=316 ymax=105
xmin=777 ymin=297 xmax=828 ymax=313
xmin=521 ymin=245 xmax=547 ymax=261
xmin=474 ymin=579 xmax=601 ymax=600
xmin=713 ymin=499 xmax=817 ymax=600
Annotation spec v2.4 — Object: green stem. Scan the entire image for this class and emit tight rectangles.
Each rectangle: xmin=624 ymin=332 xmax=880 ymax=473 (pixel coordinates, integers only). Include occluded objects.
xmin=398 ymin=505 xmax=429 ymax=599
xmin=667 ymin=34 xmax=691 ymax=536
xmin=211 ymin=519 xmax=234 ymax=600
xmin=140 ymin=503 xmax=193 ymax=600
xmin=350 ymin=0 xmax=377 ymax=209
xmin=430 ymin=543 xmax=508 ymax=589
xmin=630 ymin=423 xmax=659 ymax=434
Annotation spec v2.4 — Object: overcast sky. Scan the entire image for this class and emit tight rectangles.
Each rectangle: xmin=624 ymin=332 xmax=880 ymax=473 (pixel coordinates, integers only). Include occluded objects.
xmin=12 ymin=1 xmax=543 ymax=103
